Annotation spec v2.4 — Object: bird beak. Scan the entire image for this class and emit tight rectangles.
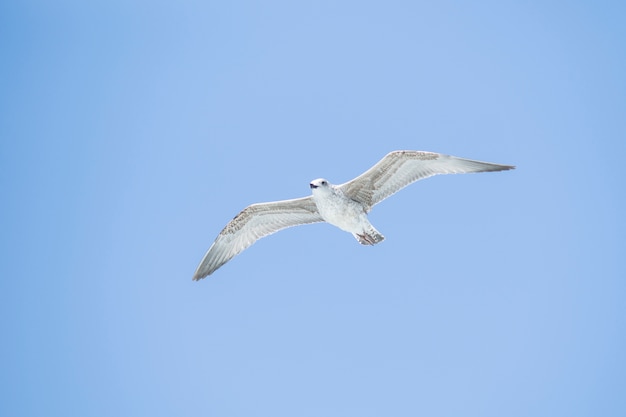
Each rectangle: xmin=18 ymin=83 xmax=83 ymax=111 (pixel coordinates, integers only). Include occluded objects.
xmin=310 ymin=183 xmax=318 ymax=189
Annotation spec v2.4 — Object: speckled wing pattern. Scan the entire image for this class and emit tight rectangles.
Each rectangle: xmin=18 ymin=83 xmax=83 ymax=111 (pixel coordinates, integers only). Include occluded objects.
xmin=193 ymin=197 xmax=323 ymax=280
xmin=339 ymin=151 xmax=515 ymax=212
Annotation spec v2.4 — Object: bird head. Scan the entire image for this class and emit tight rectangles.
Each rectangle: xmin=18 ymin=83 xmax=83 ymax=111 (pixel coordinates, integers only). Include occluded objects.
xmin=309 ymin=178 xmax=330 ymax=190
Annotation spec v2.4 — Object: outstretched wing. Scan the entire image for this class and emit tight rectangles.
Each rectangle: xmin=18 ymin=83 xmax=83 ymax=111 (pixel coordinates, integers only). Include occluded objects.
xmin=339 ymin=150 xmax=515 ymax=211
xmin=193 ymin=196 xmax=323 ymax=280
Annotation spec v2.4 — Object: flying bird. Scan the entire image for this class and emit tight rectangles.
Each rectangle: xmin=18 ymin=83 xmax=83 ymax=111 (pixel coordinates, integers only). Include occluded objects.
xmin=193 ymin=150 xmax=514 ymax=280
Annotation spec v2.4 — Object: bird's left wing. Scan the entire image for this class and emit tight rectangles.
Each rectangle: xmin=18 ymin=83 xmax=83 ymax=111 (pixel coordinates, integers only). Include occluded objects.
xmin=339 ymin=150 xmax=515 ymax=211
xmin=193 ymin=196 xmax=322 ymax=280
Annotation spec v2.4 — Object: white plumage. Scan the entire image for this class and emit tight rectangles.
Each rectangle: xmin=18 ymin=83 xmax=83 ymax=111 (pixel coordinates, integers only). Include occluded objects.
xmin=193 ymin=150 xmax=514 ymax=280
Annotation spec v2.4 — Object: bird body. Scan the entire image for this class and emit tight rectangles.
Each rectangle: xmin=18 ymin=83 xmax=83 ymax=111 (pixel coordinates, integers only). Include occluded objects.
xmin=193 ymin=150 xmax=514 ymax=280
xmin=310 ymin=178 xmax=384 ymax=245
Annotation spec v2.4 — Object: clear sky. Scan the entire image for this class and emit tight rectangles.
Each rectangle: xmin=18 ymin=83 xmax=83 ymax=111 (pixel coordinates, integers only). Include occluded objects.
xmin=1 ymin=1 xmax=625 ymax=416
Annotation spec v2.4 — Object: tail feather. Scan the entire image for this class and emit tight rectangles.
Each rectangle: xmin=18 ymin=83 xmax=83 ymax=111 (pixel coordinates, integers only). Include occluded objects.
xmin=353 ymin=228 xmax=385 ymax=245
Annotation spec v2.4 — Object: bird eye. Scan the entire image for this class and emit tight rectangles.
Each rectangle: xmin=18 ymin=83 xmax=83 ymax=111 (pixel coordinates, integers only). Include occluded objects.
xmin=322 ymin=181 xmax=327 ymax=185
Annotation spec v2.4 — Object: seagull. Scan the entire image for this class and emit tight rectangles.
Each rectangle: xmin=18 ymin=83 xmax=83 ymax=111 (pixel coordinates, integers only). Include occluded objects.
xmin=193 ymin=150 xmax=514 ymax=280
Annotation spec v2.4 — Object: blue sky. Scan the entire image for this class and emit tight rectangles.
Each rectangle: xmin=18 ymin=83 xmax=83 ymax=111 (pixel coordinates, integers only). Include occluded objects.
xmin=1 ymin=1 xmax=625 ymax=416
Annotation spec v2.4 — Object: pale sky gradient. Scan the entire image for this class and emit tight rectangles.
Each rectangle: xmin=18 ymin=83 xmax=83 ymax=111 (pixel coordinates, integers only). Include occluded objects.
xmin=1 ymin=1 xmax=625 ymax=416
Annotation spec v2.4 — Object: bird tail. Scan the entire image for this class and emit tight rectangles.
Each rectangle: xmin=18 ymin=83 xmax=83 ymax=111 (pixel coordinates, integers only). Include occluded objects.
xmin=353 ymin=227 xmax=385 ymax=245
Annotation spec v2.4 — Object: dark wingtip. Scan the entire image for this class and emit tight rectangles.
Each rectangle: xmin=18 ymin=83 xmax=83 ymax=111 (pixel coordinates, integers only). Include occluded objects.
xmin=192 ymin=271 xmax=208 ymax=281
xmin=490 ymin=163 xmax=515 ymax=172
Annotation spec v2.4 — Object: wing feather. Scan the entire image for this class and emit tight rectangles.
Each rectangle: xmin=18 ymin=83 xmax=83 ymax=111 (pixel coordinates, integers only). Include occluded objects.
xmin=193 ymin=196 xmax=322 ymax=280
xmin=339 ymin=151 xmax=515 ymax=211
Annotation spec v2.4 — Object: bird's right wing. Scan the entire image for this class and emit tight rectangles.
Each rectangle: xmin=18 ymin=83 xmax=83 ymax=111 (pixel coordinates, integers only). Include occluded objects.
xmin=193 ymin=196 xmax=322 ymax=280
